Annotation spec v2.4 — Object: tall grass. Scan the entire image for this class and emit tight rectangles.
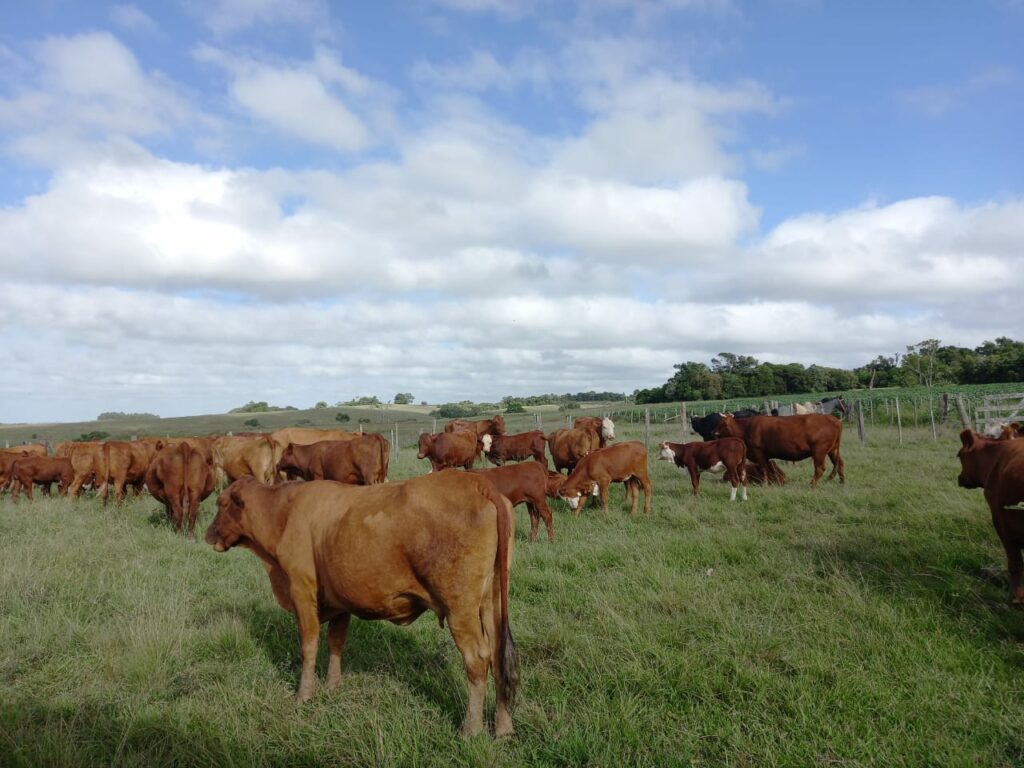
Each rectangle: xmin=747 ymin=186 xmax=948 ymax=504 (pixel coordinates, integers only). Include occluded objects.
xmin=3 ymin=422 xmax=1024 ymax=766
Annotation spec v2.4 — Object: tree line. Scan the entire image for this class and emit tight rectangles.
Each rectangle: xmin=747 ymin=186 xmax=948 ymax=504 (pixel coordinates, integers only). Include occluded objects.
xmin=633 ymin=337 xmax=1024 ymax=404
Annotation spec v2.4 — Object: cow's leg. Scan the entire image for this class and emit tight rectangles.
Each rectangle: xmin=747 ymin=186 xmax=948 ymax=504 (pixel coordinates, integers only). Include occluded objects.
xmin=325 ymin=613 xmax=351 ymax=689
xmin=290 ymin=584 xmax=321 ymax=703
xmin=483 ymin=581 xmax=514 ymax=738
xmin=525 ymin=502 xmax=540 ymax=543
xmin=534 ymin=496 xmax=555 ymax=543
xmin=827 ymin=448 xmax=845 ymax=485
xmin=448 ymin=608 xmax=491 ymax=737
xmin=687 ymin=464 xmax=700 ymax=496
xmin=810 ymin=452 xmax=826 ymax=487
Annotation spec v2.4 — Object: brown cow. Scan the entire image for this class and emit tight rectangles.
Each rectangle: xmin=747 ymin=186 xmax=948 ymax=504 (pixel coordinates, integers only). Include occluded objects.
xmin=417 ymin=431 xmax=481 ymax=471
xmin=546 ymin=427 xmax=598 ymax=474
xmin=212 ymin=434 xmax=277 ymax=485
xmin=659 ymin=438 xmax=748 ymax=500
xmin=277 ymin=435 xmax=388 ymax=485
xmin=573 ymin=416 xmax=616 ymax=447
xmin=63 ymin=442 xmax=108 ymax=498
xmin=544 ymin=471 xmax=567 ymax=499
xmin=444 ymin=415 xmax=507 ymax=438
xmin=146 ymin=442 xmax=215 ymax=538
xmin=103 ymin=440 xmax=162 ymax=504
xmin=1 ymin=444 xmax=48 ymax=458
xmin=268 ymin=427 xmax=359 ymax=481
xmin=481 ymin=431 xmax=547 ymax=466
xmin=1 ymin=451 xmax=31 ymax=492
xmin=713 ymin=413 xmax=844 ymax=487
xmin=957 ymin=430 xmax=1024 ymax=603
xmin=205 ymin=471 xmax=517 ymax=737
xmin=9 ymin=456 xmax=73 ymax=501
xmin=558 ymin=441 xmax=652 ymax=516
xmin=471 ymin=462 xmax=555 ymax=543
xmin=996 ymin=422 xmax=1023 ymax=440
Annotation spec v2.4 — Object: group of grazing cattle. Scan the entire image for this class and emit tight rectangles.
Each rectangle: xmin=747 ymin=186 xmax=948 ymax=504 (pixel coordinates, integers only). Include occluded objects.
xmin=0 ymin=426 xmax=390 ymax=539
xmin=957 ymin=421 xmax=1024 ymax=604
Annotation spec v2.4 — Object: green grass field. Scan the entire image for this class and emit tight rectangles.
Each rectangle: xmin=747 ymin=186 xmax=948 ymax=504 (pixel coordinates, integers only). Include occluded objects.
xmin=4 ymin=419 xmax=1024 ymax=766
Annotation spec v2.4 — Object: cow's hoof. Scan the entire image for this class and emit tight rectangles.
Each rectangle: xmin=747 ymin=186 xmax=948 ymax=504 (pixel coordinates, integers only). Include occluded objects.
xmin=460 ymin=721 xmax=484 ymax=739
xmin=494 ymin=714 xmax=514 ymax=738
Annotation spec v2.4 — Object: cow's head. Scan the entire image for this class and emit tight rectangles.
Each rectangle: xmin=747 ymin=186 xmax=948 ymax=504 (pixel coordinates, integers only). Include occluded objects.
xmin=956 ymin=429 xmax=986 ymax=489
xmin=276 ymin=444 xmax=304 ymax=479
xmin=417 ymin=432 xmax=435 ymax=459
xmin=205 ymin=479 xmax=254 ymax=552
xmin=658 ymin=442 xmax=676 ymax=462
xmin=545 ymin=471 xmax=567 ymax=498
xmin=712 ymin=414 xmax=738 ymax=439
xmin=558 ymin=477 xmax=599 ymax=511
xmin=491 ymin=414 xmax=507 ymax=435
xmin=481 ymin=434 xmax=493 ymax=454
xmin=601 ymin=417 xmax=615 ymax=441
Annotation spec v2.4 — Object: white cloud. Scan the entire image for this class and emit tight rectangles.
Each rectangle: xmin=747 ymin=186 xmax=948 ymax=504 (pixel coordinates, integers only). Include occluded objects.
xmin=109 ymin=4 xmax=159 ymax=33
xmin=188 ymin=0 xmax=329 ymax=35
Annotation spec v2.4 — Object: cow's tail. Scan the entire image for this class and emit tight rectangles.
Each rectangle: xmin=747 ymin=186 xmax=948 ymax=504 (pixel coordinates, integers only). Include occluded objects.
xmin=101 ymin=441 xmax=112 ymax=504
xmin=480 ymin=479 xmax=517 ymax=708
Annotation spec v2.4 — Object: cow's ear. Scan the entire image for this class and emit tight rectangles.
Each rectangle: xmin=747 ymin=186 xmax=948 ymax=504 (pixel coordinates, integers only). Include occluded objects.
xmin=229 ymin=488 xmax=246 ymax=509
xmin=959 ymin=429 xmax=976 ymax=449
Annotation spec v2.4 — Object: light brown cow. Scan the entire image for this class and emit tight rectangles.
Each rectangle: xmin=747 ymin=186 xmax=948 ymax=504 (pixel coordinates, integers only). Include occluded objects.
xmin=417 ymin=431 xmax=481 ymax=471
xmin=277 ymin=435 xmax=388 ymax=485
xmin=957 ymin=430 xmax=1024 ymax=603
xmin=444 ymin=415 xmax=507 ymax=438
xmin=558 ymin=441 xmax=652 ymax=516
xmin=546 ymin=427 xmax=598 ymax=474
xmin=0 ymin=444 xmax=48 ymax=458
xmin=470 ymin=462 xmax=555 ymax=543
xmin=572 ymin=416 xmax=616 ymax=448
xmin=658 ymin=438 xmax=748 ymax=500
xmin=9 ymin=456 xmax=73 ymax=501
xmin=103 ymin=440 xmax=161 ymax=504
xmin=146 ymin=442 xmax=215 ymax=538
xmin=212 ymin=434 xmax=277 ymax=485
xmin=205 ymin=471 xmax=518 ymax=737
xmin=63 ymin=442 xmax=108 ymax=498
xmin=713 ymin=413 xmax=844 ymax=487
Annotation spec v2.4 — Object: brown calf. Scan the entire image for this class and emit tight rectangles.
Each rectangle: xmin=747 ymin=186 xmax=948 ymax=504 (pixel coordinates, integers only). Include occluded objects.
xmin=417 ymin=431 xmax=480 ymax=471
xmin=546 ymin=427 xmax=598 ymax=474
xmin=481 ymin=431 xmax=547 ymax=466
xmin=278 ymin=436 xmax=388 ymax=485
xmin=9 ymin=456 xmax=73 ymax=501
xmin=658 ymin=438 xmax=748 ymax=500
xmin=957 ymin=430 xmax=1024 ymax=603
xmin=470 ymin=461 xmax=555 ymax=543
xmin=558 ymin=441 xmax=652 ymax=516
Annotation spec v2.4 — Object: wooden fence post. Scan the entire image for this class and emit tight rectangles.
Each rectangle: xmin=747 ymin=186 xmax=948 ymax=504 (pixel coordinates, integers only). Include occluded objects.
xmin=394 ymin=423 xmax=399 ymax=454
xmin=911 ymin=398 xmax=918 ymax=427
xmin=941 ymin=393 xmax=950 ymax=424
xmin=895 ymin=397 xmax=903 ymax=446
xmin=856 ymin=400 xmax=866 ymax=444
xmin=954 ymin=395 xmax=971 ymax=430
xmin=928 ymin=397 xmax=937 ymax=441
xmin=680 ymin=402 xmax=687 ymax=440
xmin=432 ymin=418 xmax=437 ymax=435
xmin=644 ymin=408 xmax=650 ymax=448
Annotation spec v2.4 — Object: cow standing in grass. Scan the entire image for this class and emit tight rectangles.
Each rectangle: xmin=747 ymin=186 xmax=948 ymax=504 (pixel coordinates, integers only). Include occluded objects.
xmin=713 ymin=414 xmax=844 ymax=487
xmin=659 ymin=439 xmax=748 ymax=500
xmin=558 ymin=441 xmax=652 ymax=516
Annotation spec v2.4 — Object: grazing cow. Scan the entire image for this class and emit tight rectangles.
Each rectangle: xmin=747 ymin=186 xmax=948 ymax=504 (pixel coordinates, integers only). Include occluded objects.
xmin=481 ymin=431 xmax=547 ymax=466
xmin=544 ymin=471 xmax=567 ymax=499
xmin=278 ymin=435 xmax=388 ymax=485
xmin=63 ymin=442 xmax=109 ymax=498
xmin=713 ymin=414 xmax=844 ymax=487
xmin=658 ymin=439 xmax=748 ymax=500
xmin=572 ymin=416 xmax=616 ymax=447
xmin=9 ymin=456 xmax=73 ymax=501
xmin=103 ymin=440 xmax=162 ymax=504
xmin=417 ymin=431 xmax=481 ymax=471
xmin=546 ymin=428 xmax=598 ymax=474
xmin=957 ymin=430 xmax=1024 ymax=603
xmin=558 ymin=441 xmax=652 ymax=516
xmin=212 ymin=434 xmax=277 ymax=486
xmin=471 ymin=461 xmax=555 ymax=543
xmin=145 ymin=442 xmax=215 ymax=538
xmin=269 ymin=427 xmax=359 ymax=481
xmin=444 ymin=415 xmax=507 ymax=438
xmin=205 ymin=472 xmax=517 ymax=738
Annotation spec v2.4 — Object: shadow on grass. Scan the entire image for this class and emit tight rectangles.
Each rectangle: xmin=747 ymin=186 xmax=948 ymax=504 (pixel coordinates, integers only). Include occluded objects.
xmin=233 ymin=600 xmax=467 ymax=731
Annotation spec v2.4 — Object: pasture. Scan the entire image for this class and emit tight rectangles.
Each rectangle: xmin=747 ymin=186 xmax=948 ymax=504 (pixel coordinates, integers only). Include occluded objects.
xmin=4 ymin=422 xmax=1024 ymax=766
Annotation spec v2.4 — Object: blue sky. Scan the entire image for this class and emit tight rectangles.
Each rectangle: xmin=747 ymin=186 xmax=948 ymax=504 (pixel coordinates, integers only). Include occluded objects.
xmin=1 ymin=0 xmax=1022 ymax=422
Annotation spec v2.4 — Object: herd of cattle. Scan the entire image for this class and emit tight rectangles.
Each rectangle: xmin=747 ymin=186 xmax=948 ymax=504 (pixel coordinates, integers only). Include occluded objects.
xmin=4 ymin=404 xmax=1021 ymax=737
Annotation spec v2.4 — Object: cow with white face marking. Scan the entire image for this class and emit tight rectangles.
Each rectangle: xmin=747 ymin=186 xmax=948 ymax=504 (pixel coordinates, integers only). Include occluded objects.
xmin=658 ymin=439 xmax=748 ymax=500
xmin=557 ymin=441 xmax=651 ymax=516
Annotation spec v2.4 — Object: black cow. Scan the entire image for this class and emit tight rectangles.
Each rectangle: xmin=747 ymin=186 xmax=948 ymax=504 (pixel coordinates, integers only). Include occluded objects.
xmin=690 ymin=409 xmax=760 ymax=441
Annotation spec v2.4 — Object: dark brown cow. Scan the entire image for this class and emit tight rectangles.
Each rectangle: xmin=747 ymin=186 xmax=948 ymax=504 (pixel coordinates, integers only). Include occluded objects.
xmin=658 ymin=438 xmax=748 ymax=500
xmin=269 ymin=427 xmax=360 ymax=481
xmin=417 ymin=431 xmax=481 ymax=471
xmin=712 ymin=413 xmax=844 ymax=487
xmin=104 ymin=440 xmax=162 ymax=504
xmin=9 ymin=456 xmax=73 ymax=501
xmin=546 ymin=427 xmax=598 ymax=474
xmin=481 ymin=431 xmax=547 ymax=466
xmin=572 ymin=416 xmax=616 ymax=447
xmin=444 ymin=414 xmax=507 ymax=438
xmin=145 ymin=442 xmax=215 ymax=538
xmin=558 ymin=441 xmax=652 ymax=516
xmin=277 ymin=435 xmax=388 ymax=485
xmin=1 ymin=451 xmax=31 ymax=492
xmin=470 ymin=461 xmax=555 ymax=543
xmin=205 ymin=471 xmax=517 ymax=737
xmin=957 ymin=430 xmax=1024 ymax=603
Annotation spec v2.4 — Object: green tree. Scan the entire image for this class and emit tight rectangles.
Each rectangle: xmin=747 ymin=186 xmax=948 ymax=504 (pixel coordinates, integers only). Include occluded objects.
xmin=314 ymin=401 xmax=328 ymax=409
xmin=393 ymin=393 xmax=414 ymax=405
